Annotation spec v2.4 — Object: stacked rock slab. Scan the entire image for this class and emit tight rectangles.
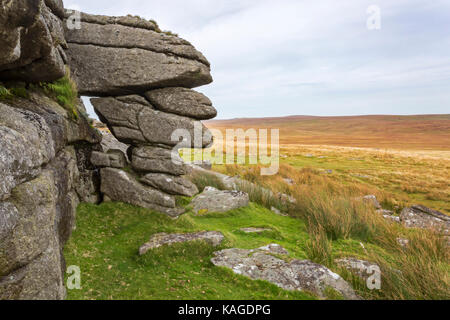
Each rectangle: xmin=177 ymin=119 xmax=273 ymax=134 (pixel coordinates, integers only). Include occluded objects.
xmin=64 ymin=11 xmax=212 ymax=96
xmin=65 ymin=11 xmax=217 ymax=217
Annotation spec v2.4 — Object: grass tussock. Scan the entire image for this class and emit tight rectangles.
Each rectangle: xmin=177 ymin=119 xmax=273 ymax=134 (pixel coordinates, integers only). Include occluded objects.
xmin=0 ymin=68 xmax=80 ymax=121
xmin=365 ymin=230 xmax=450 ymax=300
xmin=39 ymin=68 xmax=79 ymax=120
xmin=305 ymin=223 xmax=333 ymax=266
xmin=236 ymin=180 xmax=289 ymax=213
xmin=189 ymin=171 xmax=227 ymax=192
xmin=0 ymin=84 xmax=30 ymax=101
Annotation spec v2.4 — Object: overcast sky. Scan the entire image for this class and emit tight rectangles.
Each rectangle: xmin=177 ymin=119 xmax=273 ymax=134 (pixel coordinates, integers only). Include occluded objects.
xmin=65 ymin=0 xmax=450 ymax=119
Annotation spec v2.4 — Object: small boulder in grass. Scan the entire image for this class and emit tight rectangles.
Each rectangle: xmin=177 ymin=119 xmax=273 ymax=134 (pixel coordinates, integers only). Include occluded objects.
xmin=362 ymin=195 xmax=382 ymax=210
xmin=400 ymin=205 xmax=450 ymax=236
xmin=191 ymin=187 xmax=249 ymax=214
xmin=211 ymin=244 xmax=359 ymax=300
xmin=139 ymin=231 xmax=224 ymax=255
xmin=240 ymin=227 xmax=272 ymax=234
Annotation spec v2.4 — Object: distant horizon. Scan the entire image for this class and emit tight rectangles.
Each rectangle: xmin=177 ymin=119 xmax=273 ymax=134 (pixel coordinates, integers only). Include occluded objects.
xmin=207 ymin=113 xmax=450 ymax=122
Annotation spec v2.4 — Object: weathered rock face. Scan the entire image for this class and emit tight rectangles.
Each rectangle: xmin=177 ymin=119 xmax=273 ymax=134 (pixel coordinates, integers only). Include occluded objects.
xmin=0 ymin=102 xmax=55 ymax=200
xmin=145 ymin=88 xmax=217 ymax=120
xmin=130 ymin=146 xmax=187 ymax=175
xmin=139 ymin=231 xmax=224 ymax=255
xmin=91 ymin=96 xmax=213 ymax=148
xmin=64 ymin=12 xmax=212 ymax=96
xmin=0 ymin=79 xmax=101 ymax=300
xmin=400 ymin=205 xmax=450 ymax=236
xmin=91 ymin=150 xmax=127 ymax=169
xmin=141 ymin=173 xmax=199 ymax=197
xmin=100 ymin=168 xmax=184 ymax=218
xmin=100 ymin=131 xmax=129 ymax=157
xmin=191 ymin=187 xmax=250 ymax=214
xmin=211 ymin=244 xmax=359 ymax=300
xmin=0 ymin=94 xmax=100 ymax=299
xmin=0 ymin=0 xmax=67 ymax=82
xmin=0 ymin=3 xmax=102 ymax=298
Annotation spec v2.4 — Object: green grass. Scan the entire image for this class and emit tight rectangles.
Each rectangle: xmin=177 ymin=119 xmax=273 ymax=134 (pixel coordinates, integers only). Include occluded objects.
xmin=189 ymin=171 xmax=227 ymax=192
xmin=39 ymin=69 xmax=79 ymax=120
xmin=0 ymin=85 xmax=12 ymax=100
xmin=0 ymin=85 xmax=30 ymax=101
xmin=0 ymin=69 xmax=80 ymax=121
xmin=65 ymin=202 xmax=318 ymax=300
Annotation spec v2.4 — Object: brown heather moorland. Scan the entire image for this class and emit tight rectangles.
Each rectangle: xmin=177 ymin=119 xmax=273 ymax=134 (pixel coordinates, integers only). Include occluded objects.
xmin=205 ymin=114 xmax=450 ymax=214
xmin=206 ymin=114 xmax=450 ymax=150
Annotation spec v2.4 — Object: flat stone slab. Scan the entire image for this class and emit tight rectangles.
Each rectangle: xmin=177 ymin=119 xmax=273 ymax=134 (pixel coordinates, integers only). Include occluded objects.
xmin=130 ymin=146 xmax=188 ymax=176
xmin=65 ymin=13 xmax=212 ymax=96
xmin=145 ymin=87 xmax=217 ymax=120
xmin=141 ymin=173 xmax=199 ymax=197
xmin=100 ymin=168 xmax=185 ymax=218
xmin=91 ymin=96 xmax=213 ymax=148
xmin=240 ymin=228 xmax=272 ymax=234
xmin=139 ymin=231 xmax=224 ymax=255
xmin=191 ymin=187 xmax=250 ymax=214
xmin=211 ymin=244 xmax=359 ymax=300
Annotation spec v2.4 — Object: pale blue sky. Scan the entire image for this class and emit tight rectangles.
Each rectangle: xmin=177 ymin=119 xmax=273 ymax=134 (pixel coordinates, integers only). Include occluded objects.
xmin=65 ymin=0 xmax=450 ymax=119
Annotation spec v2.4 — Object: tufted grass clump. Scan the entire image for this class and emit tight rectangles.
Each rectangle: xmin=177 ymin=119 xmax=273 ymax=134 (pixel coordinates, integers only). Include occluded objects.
xmin=305 ymin=223 xmax=333 ymax=266
xmin=39 ymin=68 xmax=79 ymax=120
xmin=0 ymin=85 xmax=13 ymax=100
xmin=0 ymin=84 xmax=30 ymax=101
xmin=189 ymin=171 xmax=227 ymax=192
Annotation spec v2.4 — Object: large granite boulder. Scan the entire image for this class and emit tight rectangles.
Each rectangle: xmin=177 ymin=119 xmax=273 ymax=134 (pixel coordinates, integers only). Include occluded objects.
xmin=130 ymin=146 xmax=188 ymax=175
xmin=191 ymin=187 xmax=250 ymax=214
xmin=91 ymin=96 xmax=213 ymax=148
xmin=100 ymin=168 xmax=185 ymax=218
xmin=145 ymin=87 xmax=217 ymax=120
xmin=0 ymin=0 xmax=67 ymax=82
xmin=211 ymin=244 xmax=359 ymax=300
xmin=64 ymin=12 xmax=212 ymax=96
xmin=141 ymin=173 xmax=199 ymax=197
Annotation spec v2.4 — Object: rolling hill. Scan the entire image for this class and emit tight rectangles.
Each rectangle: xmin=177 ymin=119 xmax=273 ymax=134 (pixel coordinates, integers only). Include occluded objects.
xmin=205 ymin=114 xmax=450 ymax=150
